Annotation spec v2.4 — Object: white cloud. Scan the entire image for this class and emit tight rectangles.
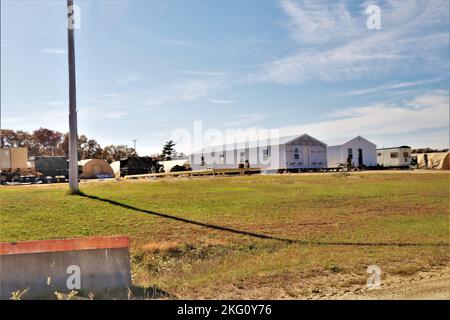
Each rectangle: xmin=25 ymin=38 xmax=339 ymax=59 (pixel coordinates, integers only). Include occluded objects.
xmin=105 ymin=112 xmax=128 ymax=119
xmin=115 ymin=73 xmax=142 ymax=84
xmin=219 ymin=113 xmax=272 ymax=128
xmin=146 ymin=37 xmax=193 ymax=47
xmin=257 ymin=0 xmax=449 ymax=84
xmin=146 ymin=80 xmax=225 ymax=106
xmin=130 ymin=29 xmax=194 ymax=47
xmin=1 ymin=39 xmax=13 ymax=48
xmin=181 ymin=70 xmax=227 ymax=76
xmin=343 ymin=77 xmax=444 ymax=96
xmin=40 ymin=48 xmax=67 ymax=54
xmin=279 ymin=90 xmax=449 ymax=146
xmin=209 ymin=98 xmax=235 ymax=104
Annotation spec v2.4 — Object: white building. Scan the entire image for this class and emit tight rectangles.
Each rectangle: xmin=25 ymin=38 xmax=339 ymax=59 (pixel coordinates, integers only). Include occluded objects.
xmin=327 ymin=136 xmax=377 ymax=168
xmin=189 ymin=134 xmax=327 ymax=172
xmin=377 ymin=146 xmax=412 ymax=168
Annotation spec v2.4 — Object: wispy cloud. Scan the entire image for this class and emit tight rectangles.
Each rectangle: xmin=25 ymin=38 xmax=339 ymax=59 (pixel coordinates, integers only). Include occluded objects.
xmin=219 ymin=113 xmax=271 ymax=127
xmin=180 ymin=70 xmax=227 ymax=76
xmin=106 ymin=112 xmax=128 ymax=119
xmin=220 ymin=110 xmax=292 ymax=128
xmin=343 ymin=77 xmax=445 ymax=96
xmin=279 ymin=90 xmax=449 ymax=145
xmin=130 ymin=29 xmax=194 ymax=47
xmin=147 ymin=36 xmax=193 ymax=46
xmin=146 ymin=80 xmax=225 ymax=106
xmin=209 ymin=98 xmax=235 ymax=104
xmin=40 ymin=48 xmax=67 ymax=54
xmin=1 ymin=39 xmax=13 ymax=48
xmin=115 ymin=73 xmax=142 ymax=84
xmin=256 ymin=0 xmax=449 ymax=84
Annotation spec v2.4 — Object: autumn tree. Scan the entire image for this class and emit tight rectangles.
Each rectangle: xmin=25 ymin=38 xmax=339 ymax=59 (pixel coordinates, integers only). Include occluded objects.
xmin=1 ymin=129 xmax=40 ymax=156
xmin=101 ymin=145 xmax=137 ymax=163
xmin=32 ymin=128 xmax=63 ymax=156
xmin=78 ymin=135 xmax=103 ymax=159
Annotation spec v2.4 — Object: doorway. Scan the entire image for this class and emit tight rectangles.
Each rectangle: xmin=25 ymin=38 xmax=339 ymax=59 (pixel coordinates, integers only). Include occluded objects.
xmin=303 ymin=147 xmax=310 ymax=166
xmin=357 ymin=149 xmax=363 ymax=166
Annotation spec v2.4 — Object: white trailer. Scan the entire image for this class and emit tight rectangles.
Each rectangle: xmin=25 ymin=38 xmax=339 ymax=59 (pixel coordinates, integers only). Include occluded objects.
xmin=377 ymin=146 xmax=412 ymax=168
xmin=327 ymin=136 xmax=377 ymax=168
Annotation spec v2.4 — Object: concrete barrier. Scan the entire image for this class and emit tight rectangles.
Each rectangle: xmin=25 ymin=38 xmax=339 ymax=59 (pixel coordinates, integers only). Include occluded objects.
xmin=0 ymin=236 xmax=132 ymax=300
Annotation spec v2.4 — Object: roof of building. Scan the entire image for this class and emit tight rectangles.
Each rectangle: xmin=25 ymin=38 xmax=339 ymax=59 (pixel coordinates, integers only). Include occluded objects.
xmin=377 ymin=146 xmax=411 ymax=151
xmin=327 ymin=135 xmax=376 ymax=148
xmin=190 ymin=134 xmax=327 ymax=155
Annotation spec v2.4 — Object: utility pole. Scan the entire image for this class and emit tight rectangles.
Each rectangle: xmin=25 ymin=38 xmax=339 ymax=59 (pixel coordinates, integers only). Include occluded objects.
xmin=67 ymin=0 xmax=79 ymax=193
xmin=133 ymin=139 xmax=137 ymax=152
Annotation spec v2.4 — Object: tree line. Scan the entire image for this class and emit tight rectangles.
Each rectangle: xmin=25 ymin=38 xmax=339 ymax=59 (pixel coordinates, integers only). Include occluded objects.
xmin=0 ymin=128 xmax=137 ymax=162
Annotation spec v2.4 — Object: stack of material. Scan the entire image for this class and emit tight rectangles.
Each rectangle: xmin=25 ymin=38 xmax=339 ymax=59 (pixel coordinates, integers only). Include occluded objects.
xmin=110 ymin=161 xmax=121 ymax=178
xmin=0 ymin=147 xmax=28 ymax=170
xmin=413 ymin=152 xmax=450 ymax=170
xmin=79 ymin=159 xmax=114 ymax=179
xmin=162 ymin=159 xmax=190 ymax=172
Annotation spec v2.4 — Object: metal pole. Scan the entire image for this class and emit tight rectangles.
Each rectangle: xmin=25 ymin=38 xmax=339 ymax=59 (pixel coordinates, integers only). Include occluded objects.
xmin=133 ymin=139 xmax=137 ymax=152
xmin=67 ymin=0 xmax=78 ymax=193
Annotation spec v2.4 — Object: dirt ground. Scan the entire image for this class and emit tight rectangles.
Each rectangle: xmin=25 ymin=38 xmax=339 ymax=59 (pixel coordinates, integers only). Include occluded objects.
xmin=313 ymin=265 xmax=450 ymax=300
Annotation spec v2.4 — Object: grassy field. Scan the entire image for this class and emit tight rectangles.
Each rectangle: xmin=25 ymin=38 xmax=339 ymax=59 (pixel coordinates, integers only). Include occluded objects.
xmin=1 ymin=171 xmax=449 ymax=299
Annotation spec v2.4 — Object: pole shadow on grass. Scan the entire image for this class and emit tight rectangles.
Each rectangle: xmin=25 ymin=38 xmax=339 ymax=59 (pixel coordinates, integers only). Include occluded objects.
xmin=77 ymin=191 xmax=449 ymax=248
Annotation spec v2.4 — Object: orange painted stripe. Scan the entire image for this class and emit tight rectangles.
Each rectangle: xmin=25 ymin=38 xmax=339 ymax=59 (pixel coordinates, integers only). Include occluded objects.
xmin=0 ymin=236 xmax=129 ymax=256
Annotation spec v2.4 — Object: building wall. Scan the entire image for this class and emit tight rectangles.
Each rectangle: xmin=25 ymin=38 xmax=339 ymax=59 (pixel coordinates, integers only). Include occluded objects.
xmin=189 ymin=144 xmax=284 ymax=171
xmin=326 ymin=145 xmax=343 ymax=168
xmin=189 ymin=135 xmax=327 ymax=171
xmin=327 ymin=137 xmax=377 ymax=168
xmin=284 ymin=143 xmax=327 ymax=169
xmin=0 ymin=236 xmax=131 ymax=300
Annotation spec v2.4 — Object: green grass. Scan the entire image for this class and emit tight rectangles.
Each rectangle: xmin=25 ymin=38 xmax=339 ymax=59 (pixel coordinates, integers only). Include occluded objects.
xmin=1 ymin=172 xmax=449 ymax=298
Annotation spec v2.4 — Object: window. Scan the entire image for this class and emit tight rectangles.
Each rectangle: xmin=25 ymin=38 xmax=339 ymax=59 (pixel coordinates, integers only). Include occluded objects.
xmin=294 ymin=154 xmax=299 ymax=160
xmin=403 ymin=152 xmax=409 ymax=158
xmin=377 ymin=152 xmax=382 ymax=156
xmin=390 ymin=152 xmax=399 ymax=158
xmin=240 ymin=152 xmax=245 ymax=157
xmin=347 ymin=148 xmax=353 ymax=160
xmin=294 ymin=147 xmax=299 ymax=153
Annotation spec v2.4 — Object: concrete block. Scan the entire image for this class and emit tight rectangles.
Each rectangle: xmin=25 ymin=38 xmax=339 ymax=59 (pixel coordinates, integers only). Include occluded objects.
xmin=0 ymin=236 xmax=131 ymax=300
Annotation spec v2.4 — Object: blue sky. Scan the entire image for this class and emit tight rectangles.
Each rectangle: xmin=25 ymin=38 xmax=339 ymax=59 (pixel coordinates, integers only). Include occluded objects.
xmin=1 ymin=0 xmax=449 ymax=155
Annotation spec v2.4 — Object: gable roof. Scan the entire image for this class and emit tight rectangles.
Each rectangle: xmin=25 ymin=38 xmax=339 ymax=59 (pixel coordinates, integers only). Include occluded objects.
xmin=328 ymin=135 xmax=376 ymax=148
xmin=190 ymin=134 xmax=327 ymax=155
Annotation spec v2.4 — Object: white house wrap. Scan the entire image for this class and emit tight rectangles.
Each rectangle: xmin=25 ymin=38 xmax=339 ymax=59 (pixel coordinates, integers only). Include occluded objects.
xmin=189 ymin=134 xmax=327 ymax=171
xmin=327 ymin=136 xmax=377 ymax=168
